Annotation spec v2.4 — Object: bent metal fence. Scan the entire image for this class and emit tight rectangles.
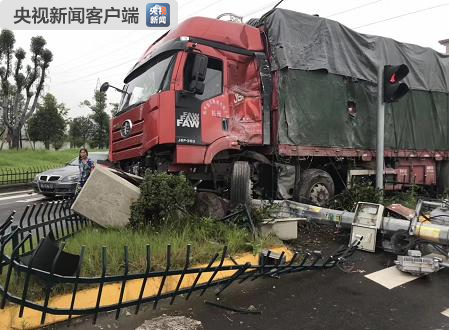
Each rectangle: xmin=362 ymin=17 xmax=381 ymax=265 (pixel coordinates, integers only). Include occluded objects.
xmin=0 ymin=199 xmax=361 ymax=326
xmin=0 ymin=166 xmax=59 ymax=186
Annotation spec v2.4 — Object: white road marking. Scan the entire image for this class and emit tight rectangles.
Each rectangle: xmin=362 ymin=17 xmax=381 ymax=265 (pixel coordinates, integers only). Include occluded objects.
xmin=365 ymin=265 xmax=422 ymax=289
xmin=18 ymin=197 xmax=46 ymax=203
xmin=0 ymin=193 xmax=38 ymax=202
xmin=0 ymin=189 xmax=33 ymax=197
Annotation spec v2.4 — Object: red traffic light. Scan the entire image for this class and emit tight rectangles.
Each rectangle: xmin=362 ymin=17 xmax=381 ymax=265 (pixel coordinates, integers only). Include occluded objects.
xmin=389 ymin=73 xmax=396 ymax=83
xmin=383 ymin=64 xmax=410 ymax=103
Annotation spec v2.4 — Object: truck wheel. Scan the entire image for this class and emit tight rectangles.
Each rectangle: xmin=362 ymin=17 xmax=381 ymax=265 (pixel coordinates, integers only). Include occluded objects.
xmin=230 ymin=161 xmax=252 ymax=207
xmin=297 ymin=169 xmax=334 ymax=206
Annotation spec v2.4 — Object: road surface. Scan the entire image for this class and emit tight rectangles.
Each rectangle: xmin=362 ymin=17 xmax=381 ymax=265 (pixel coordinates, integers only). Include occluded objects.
xmin=0 ymin=189 xmax=49 ymax=224
xmin=55 ymin=228 xmax=449 ymax=330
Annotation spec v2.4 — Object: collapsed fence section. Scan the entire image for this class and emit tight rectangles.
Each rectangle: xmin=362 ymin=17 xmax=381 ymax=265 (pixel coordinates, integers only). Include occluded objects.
xmin=0 ymin=199 xmax=361 ymax=326
xmin=0 ymin=166 xmax=61 ymax=186
xmin=0 ymin=197 xmax=89 ymax=263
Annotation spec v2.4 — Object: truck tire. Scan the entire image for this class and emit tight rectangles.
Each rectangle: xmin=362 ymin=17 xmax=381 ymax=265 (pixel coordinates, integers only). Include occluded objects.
xmin=297 ymin=169 xmax=335 ymax=206
xmin=437 ymin=161 xmax=449 ymax=194
xmin=230 ymin=161 xmax=252 ymax=207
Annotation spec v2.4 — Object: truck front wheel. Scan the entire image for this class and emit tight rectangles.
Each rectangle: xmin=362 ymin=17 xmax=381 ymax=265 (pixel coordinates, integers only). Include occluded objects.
xmin=297 ymin=169 xmax=335 ymax=206
xmin=230 ymin=161 xmax=252 ymax=207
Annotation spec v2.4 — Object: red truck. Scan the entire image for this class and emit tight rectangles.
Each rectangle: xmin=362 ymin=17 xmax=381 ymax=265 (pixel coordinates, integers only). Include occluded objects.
xmin=103 ymin=9 xmax=449 ymax=206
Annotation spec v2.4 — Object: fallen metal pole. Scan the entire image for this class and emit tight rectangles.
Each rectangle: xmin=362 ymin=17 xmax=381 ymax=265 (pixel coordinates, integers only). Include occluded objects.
xmin=257 ymin=200 xmax=449 ymax=246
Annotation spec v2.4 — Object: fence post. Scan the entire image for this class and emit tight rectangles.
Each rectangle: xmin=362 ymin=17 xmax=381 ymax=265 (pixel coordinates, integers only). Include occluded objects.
xmin=10 ymin=225 xmax=19 ymax=254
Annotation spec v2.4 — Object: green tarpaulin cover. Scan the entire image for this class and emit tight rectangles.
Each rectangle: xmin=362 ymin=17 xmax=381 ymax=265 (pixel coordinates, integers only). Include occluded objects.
xmin=264 ymin=9 xmax=449 ymax=150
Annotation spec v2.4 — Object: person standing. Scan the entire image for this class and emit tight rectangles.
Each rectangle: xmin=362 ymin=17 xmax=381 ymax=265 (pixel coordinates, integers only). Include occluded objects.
xmin=76 ymin=148 xmax=95 ymax=194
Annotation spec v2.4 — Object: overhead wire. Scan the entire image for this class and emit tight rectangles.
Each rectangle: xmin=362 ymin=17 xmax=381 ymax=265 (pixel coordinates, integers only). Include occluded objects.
xmin=53 ymin=0 xmax=225 ymax=72
xmin=241 ymin=0 xmax=282 ymax=19
xmin=54 ymin=0 xmax=228 ymax=85
xmin=53 ymin=0 xmax=203 ymax=70
xmin=353 ymin=2 xmax=449 ymax=28
xmin=50 ymin=30 xmax=136 ymax=69
xmin=57 ymin=58 xmax=134 ymax=84
xmin=326 ymin=0 xmax=383 ymax=18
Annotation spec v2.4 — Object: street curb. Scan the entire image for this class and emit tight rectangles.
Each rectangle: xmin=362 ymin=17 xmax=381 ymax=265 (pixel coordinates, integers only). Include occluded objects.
xmin=0 ymin=246 xmax=294 ymax=329
xmin=0 ymin=183 xmax=33 ymax=194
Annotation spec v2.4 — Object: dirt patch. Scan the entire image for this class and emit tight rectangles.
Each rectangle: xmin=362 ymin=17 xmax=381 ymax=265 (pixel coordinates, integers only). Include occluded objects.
xmin=286 ymin=222 xmax=348 ymax=256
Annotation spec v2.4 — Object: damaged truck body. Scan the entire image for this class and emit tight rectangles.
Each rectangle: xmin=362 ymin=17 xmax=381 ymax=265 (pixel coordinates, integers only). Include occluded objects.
xmin=104 ymin=9 xmax=449 ymax=206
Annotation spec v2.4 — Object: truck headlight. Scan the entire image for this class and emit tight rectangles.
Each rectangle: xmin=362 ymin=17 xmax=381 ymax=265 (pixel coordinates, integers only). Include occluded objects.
xmin=62 ymin=175 xmax=79 ymax=182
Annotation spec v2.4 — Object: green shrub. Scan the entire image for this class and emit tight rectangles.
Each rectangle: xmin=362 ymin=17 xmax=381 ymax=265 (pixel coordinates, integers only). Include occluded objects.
xmin=130 ymin=171 xmax=195 ymax=228
xmin=329 ymin=182 xmax=383 ymax=211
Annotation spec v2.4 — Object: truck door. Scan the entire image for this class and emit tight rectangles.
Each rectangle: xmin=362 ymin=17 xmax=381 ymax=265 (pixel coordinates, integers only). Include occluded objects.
xmin=227 ymin=57 xmax=263 ymax=145
xmin=175 ymin=52 xmax=263 ymax=149
xmin=175 ymin=53 xmax=225 ymax=146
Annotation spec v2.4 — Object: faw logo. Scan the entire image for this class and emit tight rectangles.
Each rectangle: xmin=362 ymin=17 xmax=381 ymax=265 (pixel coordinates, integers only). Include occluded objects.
xmin=177 ymin=112 xmax=200 ymax=128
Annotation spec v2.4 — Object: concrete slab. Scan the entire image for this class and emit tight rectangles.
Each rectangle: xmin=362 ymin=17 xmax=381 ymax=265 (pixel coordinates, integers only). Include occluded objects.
xmin=364 ymin=265 xmax=422 ymax=289
xmin=71 ymin=165 xmax=140 ymax=227
xmin=260 ymin=218 xmax=304 ymax=240
xmin=441 ymin=308 xmax=449 ymax=318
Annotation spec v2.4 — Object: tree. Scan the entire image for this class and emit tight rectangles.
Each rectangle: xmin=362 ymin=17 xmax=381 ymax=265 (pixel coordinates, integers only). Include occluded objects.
xmin=27 ymin=93 xmax=66 ymax=150
xmin=0 ymin=29 xmax=53 ymax=149
xmin=82 ymin=90 xmax=110 ymax=149
xmin=69 ymin=116 xmax=94 ymax=148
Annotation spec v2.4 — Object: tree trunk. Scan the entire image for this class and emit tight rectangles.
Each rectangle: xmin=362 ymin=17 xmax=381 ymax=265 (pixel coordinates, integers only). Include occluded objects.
xmin=9 ymin=127 xmax=21 ymax=150
xmin=44 ymin=141 xmax=50 ymax=150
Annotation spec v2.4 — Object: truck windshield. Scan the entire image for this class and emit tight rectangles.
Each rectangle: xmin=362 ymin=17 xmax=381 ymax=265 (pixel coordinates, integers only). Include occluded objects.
xmin=118 ymin=53 xmax=177 ymax=113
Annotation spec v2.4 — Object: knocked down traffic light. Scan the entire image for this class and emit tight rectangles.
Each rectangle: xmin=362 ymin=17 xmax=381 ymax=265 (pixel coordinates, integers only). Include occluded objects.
xmin=383 ymin=64 xmax=410 ymax=103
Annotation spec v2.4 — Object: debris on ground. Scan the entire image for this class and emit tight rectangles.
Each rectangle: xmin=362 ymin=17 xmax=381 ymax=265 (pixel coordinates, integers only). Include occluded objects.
xmin=288 ymin=221 xmax=341 ymax=255
xmin=204 ymin=300 xmax=262 ymax=314
xmin=135 ymin=315 xmax=203 ymax=330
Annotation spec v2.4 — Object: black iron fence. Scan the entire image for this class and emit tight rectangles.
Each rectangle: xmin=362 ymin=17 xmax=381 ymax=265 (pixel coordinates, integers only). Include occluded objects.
xmin=2 ymin=197 xmax=89 ymax=257
xmin=0 ymin=166 xmax=61 ymax=186
xmin=0 ymin=199 xmax=361 ymax=326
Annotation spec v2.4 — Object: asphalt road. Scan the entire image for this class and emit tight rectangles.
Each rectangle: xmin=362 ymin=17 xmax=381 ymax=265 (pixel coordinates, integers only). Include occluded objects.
xmin=56 ymin=231 xmax=449 ymax=330
xmin=0 ymin=189 xmax=50 ymax=222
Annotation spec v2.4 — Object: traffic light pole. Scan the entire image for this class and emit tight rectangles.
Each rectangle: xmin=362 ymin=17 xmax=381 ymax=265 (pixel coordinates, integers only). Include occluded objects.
xmin=376 ymin=65 xmax=385 ymax=192
xmin=376 ymin=63 xmax=409 ymax=192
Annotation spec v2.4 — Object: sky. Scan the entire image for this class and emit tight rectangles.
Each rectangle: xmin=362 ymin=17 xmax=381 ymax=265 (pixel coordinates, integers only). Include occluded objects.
xmin=2 ymin=0 xmax=449 ymax=118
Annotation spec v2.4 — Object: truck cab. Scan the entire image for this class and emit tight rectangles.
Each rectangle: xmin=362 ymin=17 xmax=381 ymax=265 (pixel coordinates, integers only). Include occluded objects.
xmin=109 ymin=17 xmax=268 ymax=171
xmin=107 ymin=17 xmax=273 ymax=203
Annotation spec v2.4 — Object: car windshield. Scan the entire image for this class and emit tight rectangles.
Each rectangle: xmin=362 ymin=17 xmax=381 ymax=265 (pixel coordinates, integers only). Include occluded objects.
xmin=69 ymin=153 xmax=108 ymax=166
xmin=118 ymin=53 xmax=177 ymax=113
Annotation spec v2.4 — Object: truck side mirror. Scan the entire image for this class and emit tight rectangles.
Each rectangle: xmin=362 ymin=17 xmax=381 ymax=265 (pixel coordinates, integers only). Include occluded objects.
xmin=100 ymin=82 xmax=109 ymax=93
xmin=187 ymin=54 xmax=208 ymax=94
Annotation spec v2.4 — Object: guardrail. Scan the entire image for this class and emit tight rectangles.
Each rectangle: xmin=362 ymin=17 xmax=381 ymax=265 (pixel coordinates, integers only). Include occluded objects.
xmin=0 ymin=166 xmax=61 ymax=186
xmin=0 ymin=199 xmax=361 ymax=326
